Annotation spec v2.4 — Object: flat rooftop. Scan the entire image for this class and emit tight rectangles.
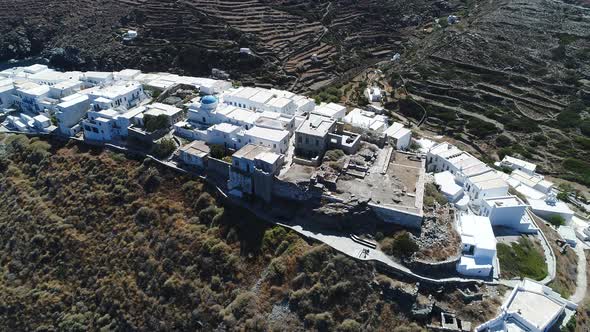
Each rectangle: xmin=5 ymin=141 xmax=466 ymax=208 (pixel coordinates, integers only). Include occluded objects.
xmin=179 ymin=140 xmax=210 ymax=158
xmin=233 ymin=144 xmax=281 ymax=165
xmin=459 ymin=214 xmax=496 ymax=251
xmin=507 ymin=288 xmax=563 ymax=329
xmin=485 ymin=196 xmax=526 ymax=208
xmin=469 ymin=170 xmax=508 ymax=190
xmin=225 ymin=107 xmax=260 ymax=124
xmin=246 ymin=126 xmax=289 ymax=142
xmin=51 ymin=80 xmax=81 ymax=90
xmin=313 ymin=102 xmax=345 ymax=118
xmin=503 ymin=155 xmax=536 ymax=171
xmin=296 ymin=113 xmax=335 ymax=137
xmin=57 ymin=94 xmax=89 ymax=108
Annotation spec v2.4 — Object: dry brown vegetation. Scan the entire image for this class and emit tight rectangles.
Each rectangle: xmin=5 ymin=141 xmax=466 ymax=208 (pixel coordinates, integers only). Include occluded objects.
xmin=536 ymin=217 xmax=578 ymax=298
xmin=1 ymin=135 xmax=496 ymax=331
xmin=574 ymin=250 xmax=590 ymax=331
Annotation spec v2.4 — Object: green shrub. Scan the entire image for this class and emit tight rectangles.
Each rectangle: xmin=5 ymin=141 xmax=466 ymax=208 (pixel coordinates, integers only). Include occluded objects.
xmin=209 ymin=144 xmax=226 ymax=159
xmin=495 ymin=135 xmax=512 ymax=147
xmin=424 ymin=183 xmax=448 ymax=206
xmin=135 ymin=207 xmax=160 ymax=225
xmin=381 ymin=232 xmax=418 ymax=258
xmin=338 ymin=319 xmax=362 ymax=332
xmin=144 ymin=114 xmax=169 ymax=132
xmin=497 ymin=238 xmax=548 ymax=280
xmin=562 ymin=158 xmax=590 ymax=185
xmin=466 ymin=117 xmax=499 ymax=138
xmin=151 ymin=138 xmax=176 ymax=158
xmin=324 ymin=149 xmax=345 ymax=162
xmin=547 ymin=214 xmax=566 ymax=227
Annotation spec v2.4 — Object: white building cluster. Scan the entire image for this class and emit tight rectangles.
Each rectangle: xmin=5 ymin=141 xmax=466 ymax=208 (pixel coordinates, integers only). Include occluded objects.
xmin=1 ymin=64 xmax=417 ymax=208
xmin=0 ymin=64 xmax=235 ymax=140
xmin=427 ymin=143 xmax=579 ymax=278
xmin=426 ymin=143 xmax=543 ymax=277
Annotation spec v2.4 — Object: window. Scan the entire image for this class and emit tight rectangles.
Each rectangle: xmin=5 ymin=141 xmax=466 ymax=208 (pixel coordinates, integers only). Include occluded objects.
xmin=315 ymin=139 xmax=319 ymax=146
xmin=273 ymin=144 xmax=276 ymax=148
xmin=202 ymin=117 xmax=206 ymax=123
xmin=298 ymin=136 xmax=302 ymax=143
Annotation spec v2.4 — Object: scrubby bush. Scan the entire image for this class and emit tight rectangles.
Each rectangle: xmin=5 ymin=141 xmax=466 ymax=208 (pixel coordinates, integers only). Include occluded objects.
xmin=495 ymin=134 xmax=512 ymax=147
xmin=338 ymin=319 xmax=362 ymax=332
xmin=144 ymin=114 xmax=169 ymax=132
xmin=135 ymin=207 xmax=160 ymax=225
xmin=151 ymin=138 xmax=176 ymax=158
xmin=324 ymin=149 xmax=345 ymax=162
xmin=381 ymin=232 xmax=419 ymax=258
xmin=209 ymin=144 xmax=226 ymax=159
xmin=548 ymin=214 xmax=566 ymax=227
xmin=424 ymin=183 xmax=448 ymax=207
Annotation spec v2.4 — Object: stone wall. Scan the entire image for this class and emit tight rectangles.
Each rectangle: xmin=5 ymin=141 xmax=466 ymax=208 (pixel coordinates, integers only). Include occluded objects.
xmin=272 ymin=178 xmax=320 ymax=201
xmin=253 ymin=169 xmax=273 ymax=202
xmin=207 ymin=157 xmax=230 ymax=178
xmin=369 ymin=202 xmax=423 ymax=229
xmin=408 ymin=256 xmax=461 ymax=277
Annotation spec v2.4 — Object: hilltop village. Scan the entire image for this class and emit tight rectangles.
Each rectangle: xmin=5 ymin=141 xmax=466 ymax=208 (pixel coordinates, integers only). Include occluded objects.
xmin=0 ymin=64 xmax=587 ymax=331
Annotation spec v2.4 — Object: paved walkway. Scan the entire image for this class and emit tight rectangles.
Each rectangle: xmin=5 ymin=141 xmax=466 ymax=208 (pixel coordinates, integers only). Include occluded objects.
xmin=570 ymin=241 xmax=588 ymax=304
xmin=280 ymin=223 xmax=496 ymax=286
xmin=530 ymin=213 xmax=557 ymax=285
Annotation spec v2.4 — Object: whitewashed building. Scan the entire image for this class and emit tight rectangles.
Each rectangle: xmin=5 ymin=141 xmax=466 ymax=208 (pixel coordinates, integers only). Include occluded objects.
xmin=464 ymin=171 xmax=509 ymax=205
xmin=434 ymin=171 xmax=464 ymax=203
xmin=384 ymin=122 xmax=412 ymax=150
xmin=0 ymin=83 xmax=14 ymax=109
xmin=13 ymin=82 xmax=50 ymax=113
xmin=228 ymin=144 xmax=284 ymax=202
xmin=476 ymin=279 xmax=577 ymax=332
xmin=343 ymin=108 xmax=388 ymax=132
xmin=222 ymin=86 xmax=309 ymax=115
xmin=456 ymin=214 xmax=497 ymax=277
xmin=55 ymin=94 xmax=91 ymax=135
xmin=427 ymin=143 xmax=508 ymax=207
xmin=178 ymin=140 xmax=210 ymax=168
xmin=49 ymin=80 xmax=82 ymax=99
xmin=529 ymin=193 xmax=574 ymax=224
xmin=312 ymin=102 xmax=346 ymax=120
xmin=82 ymin=106 xmax=146 ymax=142
xmin=481 ymin=196 xmax=538 ymax=233
xmin=244 ymin=126 xmax=289 ymax=154
xmin=81 ymin=71 xmax=114 ymax=86
xmin=500 ymin=155 xmax=537 ymax=175
xmin=87 ymin=82 xmax=145 ymax=111
xmin=508 ymin=169 xmax=554 ymax=200
xmin=365 ymin=86 xmax=382 ymax=102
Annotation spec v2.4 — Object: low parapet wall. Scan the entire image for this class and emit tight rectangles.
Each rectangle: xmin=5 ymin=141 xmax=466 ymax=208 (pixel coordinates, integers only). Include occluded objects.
xmin=409 ymin=256 xmax=461 ymax=276
xmin=369 ymin=202 xmax=423 ymax=229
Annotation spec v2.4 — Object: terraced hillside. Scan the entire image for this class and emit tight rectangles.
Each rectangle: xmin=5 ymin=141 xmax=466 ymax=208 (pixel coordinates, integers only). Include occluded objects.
xmin=387 ymin=0 xmax=590 ymax=184
xmin=0 ymin=0 xmax=446 ymax=92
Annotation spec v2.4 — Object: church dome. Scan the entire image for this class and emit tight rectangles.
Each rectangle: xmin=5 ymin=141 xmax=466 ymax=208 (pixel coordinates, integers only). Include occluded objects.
xmin=201 ymin=95 xmax=218 ymax=105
